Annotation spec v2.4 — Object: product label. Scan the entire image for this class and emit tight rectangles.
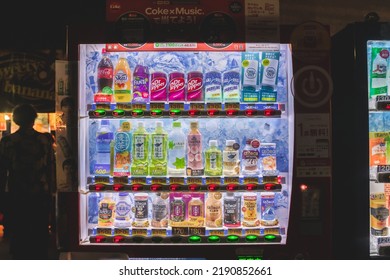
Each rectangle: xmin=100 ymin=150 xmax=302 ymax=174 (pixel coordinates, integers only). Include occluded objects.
xmin=134 ymin=135 xmax=146 ymax=160
xmin=224 ymin=197 xmax=240 ymax=226
xmin=260 ymin=143 xmax=277 ymax=172
xmin=134 ymin=199 xmax=148 ymax=220
xmin=187 ymin=73 xmax=203 ymax=101
xmin=98 ymin=67 xmax=113 ymax=80
xmin=209 ymin=152 xmax=217 ymax=169
xmin=204 ymin=71 xmax=222 ymax=102
xmin=96 ymin=132 xmax=114 ymax=153
xmin=151 ymin=76 xmax=167 ymax=92
xmin=242 ymin=149 xmax=259 ymax=168
xmin=171 ymin=200 xmax=185 ymax=222
xmin=115 ymin=201 xmax=131 ymax=220
xmin=115 ymin=132 xmax=131 ymax=152
xmin=191 ymin=205 xmax=201 ymax=217
xmin=243 ymin=195 xmax=257 ymax=223
xmin=114 ymin=70 xmax=130 ymax=89
xmin=260 ymin=194 xmax=276 ymax=225
xmin=152 ymin=135 xmax=165 ymax=159
xmin=98 ymin=201 xmax=115 ymax=226
xmin=223 ymin=70 xmax=240 ymax=102
xmin=260 ymin=52 xmax=280 ymax=87
xmin=169 ymin=77 xmax=185 ymax=92
xmin=150 ymin=74 xmax=168 ymax=101
xmin=223 ymin=150 xmax=239 ymax=163
xmin=153 ymin=203 xmax=168 ymax=221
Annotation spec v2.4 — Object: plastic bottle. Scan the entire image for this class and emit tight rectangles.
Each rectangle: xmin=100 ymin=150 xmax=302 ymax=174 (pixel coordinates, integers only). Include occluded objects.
xmin=133 ymin=59 xmax=150 ymax=103
xmin=98 ymin=193 xmax=116 ymax=227
xmin=205 ymin=192 xmax=222 ymax=228
xmin=242 ymin=192 xmax=258 ymax=227
xmin=168 ymin=71 xmax=186 ymax=101
xmin=370 ymin=47 xmax=389 ymax=97
xmin=187 ymin=121 xmax=204 ymax=176
xmin=113 ymin=120 xmax=132 ymax=176
xmin=131 ymin=122 xmax=149 ymax=176
xmin=88 ymin=192 xmax=101 ymax=227
xmin=150 ymin=71 xmax=168 ymax=101
xmin=149 ymin=121 xmax=168 ymax=176
xmin=242 ymin=138 xmax=260 ymax=175
xmin=223 ymin=192 xmax=241 ymax=227
xmin=133 ymin=193 xmax=149 ymax=227
xmin=204 ymin=63 xmax=222 ymax=103
xmin=95 ymin=120 xmax=114 ymax=175
xmin=114 ymin=54 xmax=132 ymax=103
xmin=95 ymin=48 xmax=114 ymax=103
xmin=222 ymin=58 xmax=240 ymax=103
xmin=114 ymin=193 xmax=132 ymax=227
xmin=223 ymin=139 xmax=240 ymax=176
xmin=188 ymin=196 xmax=204 ymax=227
xmin=187 ymin=69 xmax=204 ymax=101
xmin=152 ymin=193 xmax=169 ymax=228
xmin=205 ymin=140 xmax=222 ymax=176
xmin=168 ymin=121 xmax=186 ymax=176
xmin=170 ymin=196 xmax=186 ymax=223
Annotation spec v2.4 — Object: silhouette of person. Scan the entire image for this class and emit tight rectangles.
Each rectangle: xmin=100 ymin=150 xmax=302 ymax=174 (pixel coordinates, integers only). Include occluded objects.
xmin=0 ymin=104 xmax=56 ymax=260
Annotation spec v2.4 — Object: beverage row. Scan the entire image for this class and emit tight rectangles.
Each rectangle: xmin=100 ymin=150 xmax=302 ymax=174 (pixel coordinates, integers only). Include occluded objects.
xmin=93 ymin=119 xmax=277 ymax=177
xmin=95 ymin=49 xmax=280 ymax=104
xmin=89 ymin=191 xmax=279 ymax=229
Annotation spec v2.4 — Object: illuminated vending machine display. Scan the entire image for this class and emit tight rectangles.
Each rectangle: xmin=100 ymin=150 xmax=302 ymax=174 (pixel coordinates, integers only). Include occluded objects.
xmin=368 ymin=41 xmax=390 ymax=257
xmin=78 ymin=42 xmax=294 ymax=253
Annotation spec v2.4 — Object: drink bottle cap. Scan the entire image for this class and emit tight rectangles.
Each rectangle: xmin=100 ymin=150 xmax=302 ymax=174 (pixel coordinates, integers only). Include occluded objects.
xmin=101 ymin=120 xmax=109 ymax=126
xmin=156 ymin=121 xmax=163 ymax=128
xmin=119 ymin=192 xmax=129 ymax=197
xmin=190 ymin=121 xmax=198 ymax=129
xmin=226 ymin=140 xmax=235 ymax=146
xmin=120 ymin=120 xmax=131 ymax=131
xmin=137 ymin=121 xmax=144 ymax=128
xmin=172 ymin=121 xmax=181 ymax=128
xmin=105 ymin=192 xmax=113 ymax=198
xmin=209 ymin=140 xmax=217 ymax=147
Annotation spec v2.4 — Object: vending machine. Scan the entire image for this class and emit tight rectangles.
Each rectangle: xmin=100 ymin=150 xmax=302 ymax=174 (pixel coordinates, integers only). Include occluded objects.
xmin=367 ymin=40 xmax=390 ymax=257
xmin=75 ymin=42 xmax=295 ymax=259
xmin=332 ymin=20 xmax=390 ymax=259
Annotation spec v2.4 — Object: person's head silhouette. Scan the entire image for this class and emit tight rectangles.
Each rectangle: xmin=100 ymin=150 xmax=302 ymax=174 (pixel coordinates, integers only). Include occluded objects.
xmin=12 ymin=103 xmax=37 ymax=128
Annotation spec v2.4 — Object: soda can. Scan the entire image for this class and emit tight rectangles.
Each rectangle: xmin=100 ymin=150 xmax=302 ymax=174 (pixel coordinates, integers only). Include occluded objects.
xmin=168 ymin=71 xmax=185 ymax=101
xmin=187 ymin=71 xmax=203 ymax=101
xmin=150 ymin=71 xmax=168 ymax=101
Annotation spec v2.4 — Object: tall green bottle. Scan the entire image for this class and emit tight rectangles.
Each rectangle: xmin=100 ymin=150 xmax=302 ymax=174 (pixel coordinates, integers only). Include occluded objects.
xmin=131 ymin=121 xmax=149 ymax=176
xmin=205 ymin=140 xmax=222 ymax=176
xmin=149 ymin=121 xmax=168 ymax=176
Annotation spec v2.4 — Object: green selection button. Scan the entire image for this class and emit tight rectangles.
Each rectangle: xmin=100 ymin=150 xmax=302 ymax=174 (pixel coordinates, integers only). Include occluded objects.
xmin=245 ymin=235 xmax=258 ymax=242
xmin=208 ymin=235 xmax=220 ymax=243
xmin=227 ymin=235 xmax=240 ymax=243
xmin=264 ymin=234 xmax=277 ymax=241
xmin=188 ymin=235 xmax=202 ymax=243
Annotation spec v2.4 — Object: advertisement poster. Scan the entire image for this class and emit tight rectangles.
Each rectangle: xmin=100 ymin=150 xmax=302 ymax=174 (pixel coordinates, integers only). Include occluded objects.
xmin=0 ymin=50 xmax=56 ymax=113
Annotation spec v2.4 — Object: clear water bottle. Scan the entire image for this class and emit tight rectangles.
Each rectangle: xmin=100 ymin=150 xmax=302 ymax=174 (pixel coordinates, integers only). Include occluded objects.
xmin=88 ymin=192 xmax=101 ymax=227
xmin=95 ymin=119 xmax=114 ymax=175
xmin=168 ymin=121 xmax=186 ymax=176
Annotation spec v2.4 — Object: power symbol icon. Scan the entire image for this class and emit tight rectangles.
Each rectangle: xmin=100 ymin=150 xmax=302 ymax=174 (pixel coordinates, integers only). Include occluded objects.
xmin=292 ymin=65 xmax=333 ymax=108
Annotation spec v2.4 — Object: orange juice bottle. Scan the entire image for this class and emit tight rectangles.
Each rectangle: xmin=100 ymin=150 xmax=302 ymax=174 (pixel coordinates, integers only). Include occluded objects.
xmin=114 ymin=55 xmax=132 ymax=103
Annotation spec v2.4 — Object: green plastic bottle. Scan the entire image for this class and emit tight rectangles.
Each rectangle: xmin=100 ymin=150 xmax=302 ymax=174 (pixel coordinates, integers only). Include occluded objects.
xmin=149 ymin=121 xmax=168 ymax=176
xmin=205 ymin=140 xmax=222 ymax=176
xmin=131 ymin=121 xmax=149 ymax=176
